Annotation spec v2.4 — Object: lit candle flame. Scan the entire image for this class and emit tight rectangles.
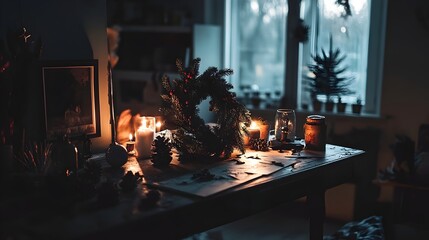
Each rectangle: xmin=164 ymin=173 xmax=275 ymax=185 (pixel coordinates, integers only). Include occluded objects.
xmin=156 ymin=121 xmax=162 ymax=131
xmin=250 ymin=121 xmax=258 ymax=129
xmin=129 ymin=133 xmax=133 ymax=141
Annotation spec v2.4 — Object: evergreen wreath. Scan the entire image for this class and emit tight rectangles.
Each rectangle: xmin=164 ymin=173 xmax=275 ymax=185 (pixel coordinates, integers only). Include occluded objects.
xmin=160 ymin=58 xmax=251 ymax=161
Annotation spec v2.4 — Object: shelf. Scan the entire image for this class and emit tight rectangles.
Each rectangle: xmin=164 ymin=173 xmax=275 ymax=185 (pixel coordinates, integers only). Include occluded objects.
xmin=115 ymin=25 xmax=193 ymax=71
xmin=112 ymin=69 xmax=179 ymax=81
xmin=113 ymin=70 xmax=153 ymax=81
xmin=117 ymin=25 xmax=192 ymax=33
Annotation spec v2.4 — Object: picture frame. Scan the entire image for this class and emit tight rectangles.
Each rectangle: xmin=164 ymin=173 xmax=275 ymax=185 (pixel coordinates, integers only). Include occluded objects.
xmin=41 ymin=60 xmax=100 ymax=140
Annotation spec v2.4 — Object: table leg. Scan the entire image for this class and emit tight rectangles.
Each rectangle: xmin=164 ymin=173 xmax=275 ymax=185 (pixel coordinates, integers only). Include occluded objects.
xmin=307 ymin=190 xmax=325 ymax=240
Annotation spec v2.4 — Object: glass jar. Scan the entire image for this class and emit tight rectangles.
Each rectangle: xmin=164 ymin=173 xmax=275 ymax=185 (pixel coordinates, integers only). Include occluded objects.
xmin=304 ymin=115 xmax=327 ymax=151
xmin=274 ymin=109 xmax=296 ymax=142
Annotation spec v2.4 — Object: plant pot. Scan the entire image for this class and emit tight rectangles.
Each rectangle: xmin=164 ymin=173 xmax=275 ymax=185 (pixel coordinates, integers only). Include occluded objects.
xmin=325 ymin=102 xmax=334 ymax=112
xmin=337 ymin=102 xmax=347 ymax=113
xmin=312 ymin=100 xmax=322 ymax=112
xmin=301 ymin=103 xmax=309 ymax=110
xmin=352 ymin=104 xmax=362 ymax=114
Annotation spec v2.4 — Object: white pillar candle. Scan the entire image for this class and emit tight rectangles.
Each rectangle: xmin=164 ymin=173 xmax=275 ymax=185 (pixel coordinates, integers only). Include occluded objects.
xmin=135 ymin=117 xmax=155 ymax=159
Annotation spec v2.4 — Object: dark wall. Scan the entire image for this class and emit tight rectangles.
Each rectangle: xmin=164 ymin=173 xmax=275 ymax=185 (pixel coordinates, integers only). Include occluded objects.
xmin=0 ymin=0 xmax=111 ymax=152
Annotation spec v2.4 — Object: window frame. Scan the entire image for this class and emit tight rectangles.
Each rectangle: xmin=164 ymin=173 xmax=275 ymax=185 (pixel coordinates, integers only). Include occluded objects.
xmin=364 ymin=0 xmax=387 ymax=115
xmin=223 ymin=0 xmax=387 ymax=117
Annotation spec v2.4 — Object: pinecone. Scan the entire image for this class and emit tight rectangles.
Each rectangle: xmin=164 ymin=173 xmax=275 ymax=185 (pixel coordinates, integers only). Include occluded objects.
xmin=119 ymin=170 xmax=142 ymax=192
xmin=250 ymin=138 xmax=269 ymax=151
xmin=151 ymin=135 xmax=173 ymax=167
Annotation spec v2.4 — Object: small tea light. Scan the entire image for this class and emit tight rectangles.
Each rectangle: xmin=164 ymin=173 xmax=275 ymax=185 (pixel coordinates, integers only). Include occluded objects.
xmin=126 ymin=133 xmax=135 ymax=154
xmin=243 ymin=121 xmax=260 ymax=146
xmin=156 ymin=121 xmax=162 ymax=132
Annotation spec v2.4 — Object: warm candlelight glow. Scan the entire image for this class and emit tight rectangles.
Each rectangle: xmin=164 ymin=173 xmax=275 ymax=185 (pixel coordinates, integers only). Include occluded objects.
xmin=250 ymin=121 xmax=258 ymax=129
xmin=243 ymin=120 xmax=261 ymax=146
xmin=129 ymin=133 xmax=133 ymax=141
xmin=253 ymin=119 xmax=270 ymax=141
xmin=156 ymin=121 xmax=162 ymax=132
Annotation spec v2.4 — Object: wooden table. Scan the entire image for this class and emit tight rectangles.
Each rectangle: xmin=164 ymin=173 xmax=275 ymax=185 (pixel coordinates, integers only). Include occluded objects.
xmin=1 ymin=144 xmax=364 ymax=240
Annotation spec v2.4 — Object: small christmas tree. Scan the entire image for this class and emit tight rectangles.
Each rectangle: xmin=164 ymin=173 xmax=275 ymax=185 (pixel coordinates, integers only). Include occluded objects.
xmin=306 ymin=35 xmax=354 ymax=102
xmin=160 ymin=58 xmax=251 ymax=161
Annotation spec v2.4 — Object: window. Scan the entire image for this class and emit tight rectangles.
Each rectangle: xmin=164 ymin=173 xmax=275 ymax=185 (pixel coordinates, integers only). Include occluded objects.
xmin=228 ymin=0 xmax=287 ymax=109
xmin=225 ymin=0 xmax=387 ymax=116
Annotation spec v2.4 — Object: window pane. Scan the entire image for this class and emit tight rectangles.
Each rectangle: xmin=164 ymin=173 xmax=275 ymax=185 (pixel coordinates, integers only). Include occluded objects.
xmin=231 ymin=0 xmax=287 ymax=108
xmin=300 ymin=0 xmax=371 ymax=106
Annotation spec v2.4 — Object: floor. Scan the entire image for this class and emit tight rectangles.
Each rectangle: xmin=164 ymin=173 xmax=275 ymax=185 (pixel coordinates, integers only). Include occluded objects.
xmin=184 ymin=201 xmax=345 ymax=240
xmin=184 ymin=200 xmax=429 ymax=240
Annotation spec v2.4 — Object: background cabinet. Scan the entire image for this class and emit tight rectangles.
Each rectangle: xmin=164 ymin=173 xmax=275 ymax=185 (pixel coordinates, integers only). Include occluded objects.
xmin=112 ymin=24 xmax=221 ymax=120
xmin=115 ymin=25 xmax=193 ymax=72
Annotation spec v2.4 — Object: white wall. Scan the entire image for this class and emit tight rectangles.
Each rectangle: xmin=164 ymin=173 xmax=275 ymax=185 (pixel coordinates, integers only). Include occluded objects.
xmin=1 ymin=0 xmax=111 ymax=152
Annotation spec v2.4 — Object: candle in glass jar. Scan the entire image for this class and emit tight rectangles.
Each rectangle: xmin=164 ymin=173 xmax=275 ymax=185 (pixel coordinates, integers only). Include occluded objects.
xmin=258 ymin=124 xmax=270 ymax=141
xmin=243 ymin=121 xmax=260 ymax=146
xmin=135 ymin=117 xmax=155 ymax=159
xmin=304 ymin=115 xmax=326 ymax=151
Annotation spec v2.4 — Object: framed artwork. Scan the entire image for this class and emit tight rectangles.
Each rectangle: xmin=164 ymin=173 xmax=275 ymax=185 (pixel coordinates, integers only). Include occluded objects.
xmin=41 ymin=60 xmax=100 ymax=140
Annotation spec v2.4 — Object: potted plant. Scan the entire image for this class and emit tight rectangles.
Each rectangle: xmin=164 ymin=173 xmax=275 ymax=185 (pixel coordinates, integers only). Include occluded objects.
xmin=352 ymin=96 xmax=363 ymax=114
xmin=251 ymin=91 xmax=261 ymax=109
xmin=311 ymin=92 xmax=322 ymax=112
xmin=336 ymin=96 xmax=347 ymax=113
xmin=306 ymin=35 xmax=354 ymax=112
xmin=325 ymin=97 xmax=335 ymax=112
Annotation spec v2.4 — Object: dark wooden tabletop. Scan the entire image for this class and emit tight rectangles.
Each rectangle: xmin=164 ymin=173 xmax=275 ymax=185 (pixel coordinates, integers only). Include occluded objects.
xmin=1 ymin=144 xmax=364 ymax=240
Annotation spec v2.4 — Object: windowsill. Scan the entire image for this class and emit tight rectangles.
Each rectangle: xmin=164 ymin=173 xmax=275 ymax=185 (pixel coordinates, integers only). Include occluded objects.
xmin=248 ymin=107 xmax=387 ymax=122
xmin=296 ymin=109 xmax=382 ymax=120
